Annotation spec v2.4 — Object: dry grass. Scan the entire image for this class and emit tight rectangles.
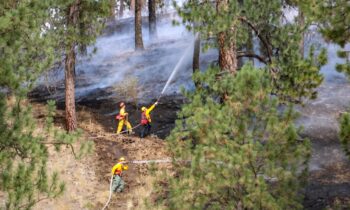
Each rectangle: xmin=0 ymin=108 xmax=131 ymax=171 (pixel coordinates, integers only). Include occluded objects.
xmin=127 ymin=175 xmax=157 ymax=210
xmin=1 ymin=100 xmax=171 ymax=210
xmin=0 ymin=100 xmax=107 ymax=210
xmin=78 ymin=107 xmax=107 ymax=134
xmin=112 ymin=76 xmax=140 ymax=105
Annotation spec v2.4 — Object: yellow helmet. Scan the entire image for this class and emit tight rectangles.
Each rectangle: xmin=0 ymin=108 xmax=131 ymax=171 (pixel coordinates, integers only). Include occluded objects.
xmin=141 ymin=107 xmax=147 ymax=111
xmin=119 ymin=157 xmax=125 ymax=162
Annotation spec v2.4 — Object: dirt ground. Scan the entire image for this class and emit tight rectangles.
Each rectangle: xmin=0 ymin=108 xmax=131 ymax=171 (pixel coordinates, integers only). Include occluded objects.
xmin=30 ymin=103 xmax=170 ymax=210
xmin=8 ymin=102 xmax=350 ymax=210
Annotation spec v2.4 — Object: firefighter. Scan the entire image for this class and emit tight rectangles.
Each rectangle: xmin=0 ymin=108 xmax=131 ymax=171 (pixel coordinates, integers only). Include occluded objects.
xmin=140 ymin=101 xmax=158 ymax=138
xmin=116 ymin=102 xmax=132 ymax=134
xmin=111 ymin=157 xmax=128 ymax=193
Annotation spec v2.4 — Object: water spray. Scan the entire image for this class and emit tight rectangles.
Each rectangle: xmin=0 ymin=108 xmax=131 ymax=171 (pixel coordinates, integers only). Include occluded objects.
xmin=101 ymin=33 xmax=200 ymax=209
xmin=157 ymin=32 xmax=200 ymax=102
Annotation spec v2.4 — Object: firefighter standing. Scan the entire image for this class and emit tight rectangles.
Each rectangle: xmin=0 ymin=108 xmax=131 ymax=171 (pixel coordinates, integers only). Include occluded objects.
xmin=111 ymin=157 xmax=128 ymax=193
xmin=116 ymin=102 xmax=132 ymax=134
xmin=140 ymin=101 xmax=158 ymax=138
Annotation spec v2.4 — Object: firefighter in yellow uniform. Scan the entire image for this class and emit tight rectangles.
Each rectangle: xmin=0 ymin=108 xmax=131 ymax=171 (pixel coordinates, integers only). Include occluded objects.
xmin=111 ymin=157 xmax=128 ymax=192
xmin=140 ymin=101 xmax=158 ymax=138
xmin=116 ymin=102 xmax=132 ymax=134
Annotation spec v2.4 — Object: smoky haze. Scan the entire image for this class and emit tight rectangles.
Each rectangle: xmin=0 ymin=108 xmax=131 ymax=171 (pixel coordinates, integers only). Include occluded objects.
xmin=35 ymin=13 xmax=217 ymax=104
xmin=33 ymin=7 xmax=350 ymax=111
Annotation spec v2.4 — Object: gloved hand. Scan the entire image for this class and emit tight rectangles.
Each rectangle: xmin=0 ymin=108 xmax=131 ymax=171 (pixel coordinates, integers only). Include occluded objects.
xmin=155 ymin=101 xmax=158 ymax=105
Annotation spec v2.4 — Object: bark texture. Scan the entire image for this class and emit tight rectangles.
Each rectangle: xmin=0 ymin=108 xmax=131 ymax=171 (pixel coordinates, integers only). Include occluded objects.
xmin=65 ymin=0 xmax=79 ymax=132
xmin=217 ymin=31 xmax=237 ymax=74
xmin=148 ymin=0 xmax=157 ymax=40
xmin=135 ymin=0 xmax=144 ymax=50
xmin=216 ymin=0 xmax=237 ymax=74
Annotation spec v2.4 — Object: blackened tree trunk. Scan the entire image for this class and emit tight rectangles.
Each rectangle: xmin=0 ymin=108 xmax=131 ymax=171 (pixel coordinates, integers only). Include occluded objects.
xmin=65 ymin=0 xmax=79 ymax=132
xmin=148 ymin=0 xmax=157 ymax=40
xmin=193 ymin=34 xmax=200 ymax=73
xmin=119 ymin=0 xmax=124 ymax=18
xmin=193 ymin=34 xmax=201 ymax=87
xmin=135 ymin=0 xmax=144 ymax=50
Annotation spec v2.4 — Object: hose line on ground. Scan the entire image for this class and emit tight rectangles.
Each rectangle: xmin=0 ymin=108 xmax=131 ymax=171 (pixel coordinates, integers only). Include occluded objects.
xmin=116 ymin=123 xmax=142 ymax=135
xmin=101 ymin=174 xmax=114 ymax=210
xmin=100 ymin=159 xmax=171 ymax=210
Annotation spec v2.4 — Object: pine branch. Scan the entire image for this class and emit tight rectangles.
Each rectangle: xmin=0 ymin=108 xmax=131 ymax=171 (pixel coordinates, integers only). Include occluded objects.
xmin=17 ymin=196 xmax=51 ymax=210
xmin=237 ymin=51 xmax=267 ymax=64
xmin=238 ymin=16 xmax=273 ymax=62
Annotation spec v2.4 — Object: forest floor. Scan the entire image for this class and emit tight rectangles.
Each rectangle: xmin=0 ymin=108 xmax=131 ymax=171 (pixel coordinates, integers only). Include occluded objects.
xmin=31 ymin=103 xmax=170 ymax=210
xmin=27 ymin=101 xmax=350 ymax=210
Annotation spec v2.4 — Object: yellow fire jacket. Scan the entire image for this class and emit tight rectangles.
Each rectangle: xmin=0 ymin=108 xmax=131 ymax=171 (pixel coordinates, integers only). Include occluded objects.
xmin=119 ymin=107 xmax=127 ymax=119
xmin=144 ymin=104 xmax=156 ymax=122
xmin=111 ymin=163 xmax=128 ymax=176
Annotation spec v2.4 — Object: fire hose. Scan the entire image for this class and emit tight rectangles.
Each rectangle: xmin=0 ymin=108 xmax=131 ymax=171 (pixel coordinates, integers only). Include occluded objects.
xmin=101 ymin=158 xmax=172 ymax=210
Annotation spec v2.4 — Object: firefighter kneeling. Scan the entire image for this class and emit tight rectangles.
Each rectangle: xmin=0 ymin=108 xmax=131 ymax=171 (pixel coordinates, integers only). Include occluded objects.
xmin=111 ymin=157 xmax=128 ymax=193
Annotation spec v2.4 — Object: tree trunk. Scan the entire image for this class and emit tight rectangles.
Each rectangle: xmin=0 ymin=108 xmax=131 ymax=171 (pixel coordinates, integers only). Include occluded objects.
xmin=216 ymin=0 xmax=237 ymax=74
xmin=135 ymin=0 xmax=144 ymax=50
xmin=193 ymin=34 xmax=201 ymax=87
xmin=65 ymin=44 xmax=77 ymax=132
xmin=119 ymin=0 xmax=124 ymax=18
xmin=109 ymin=0 xmax=116 ymax=21
xmin=65 ymin=0 xmax=79 ymax=132
xmin=217 ymin=31 xmax=237 ymax=73
xmin=148 ymin=0 xmax=157 ymax=40
xmin=193 ymin=34 xmax=200 ymax=73
xmin=298 ymin=10 xmax=305 ymax=57
xmin=130 ymin=0 xmax=135 ymax=11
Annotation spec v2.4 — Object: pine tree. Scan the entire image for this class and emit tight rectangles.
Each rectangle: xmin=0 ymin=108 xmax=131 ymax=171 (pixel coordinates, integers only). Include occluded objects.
xmin=155 ymin=64 xmax=310 ymax=209
xmin=135 ymin=0 xmax=144 ymax=50
xmin=175 ymin=0 xmax=327 ymax=103
xmin=303 ymin=0 xmax=350 ymax=47
xmin=148 ymin=0 xmax=157 ymax=40
xmin=0 ymin=1 xmax=92 ymax=209
xmin=300 ymin=0 xmax=350 ymax=160
xmin=216 ymin=0 xmax=238 ymax=73
xmin=300 ymin=0 xmax=350 ymax=75
xmin=47 ymin=0 xmax=109 ymax=132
